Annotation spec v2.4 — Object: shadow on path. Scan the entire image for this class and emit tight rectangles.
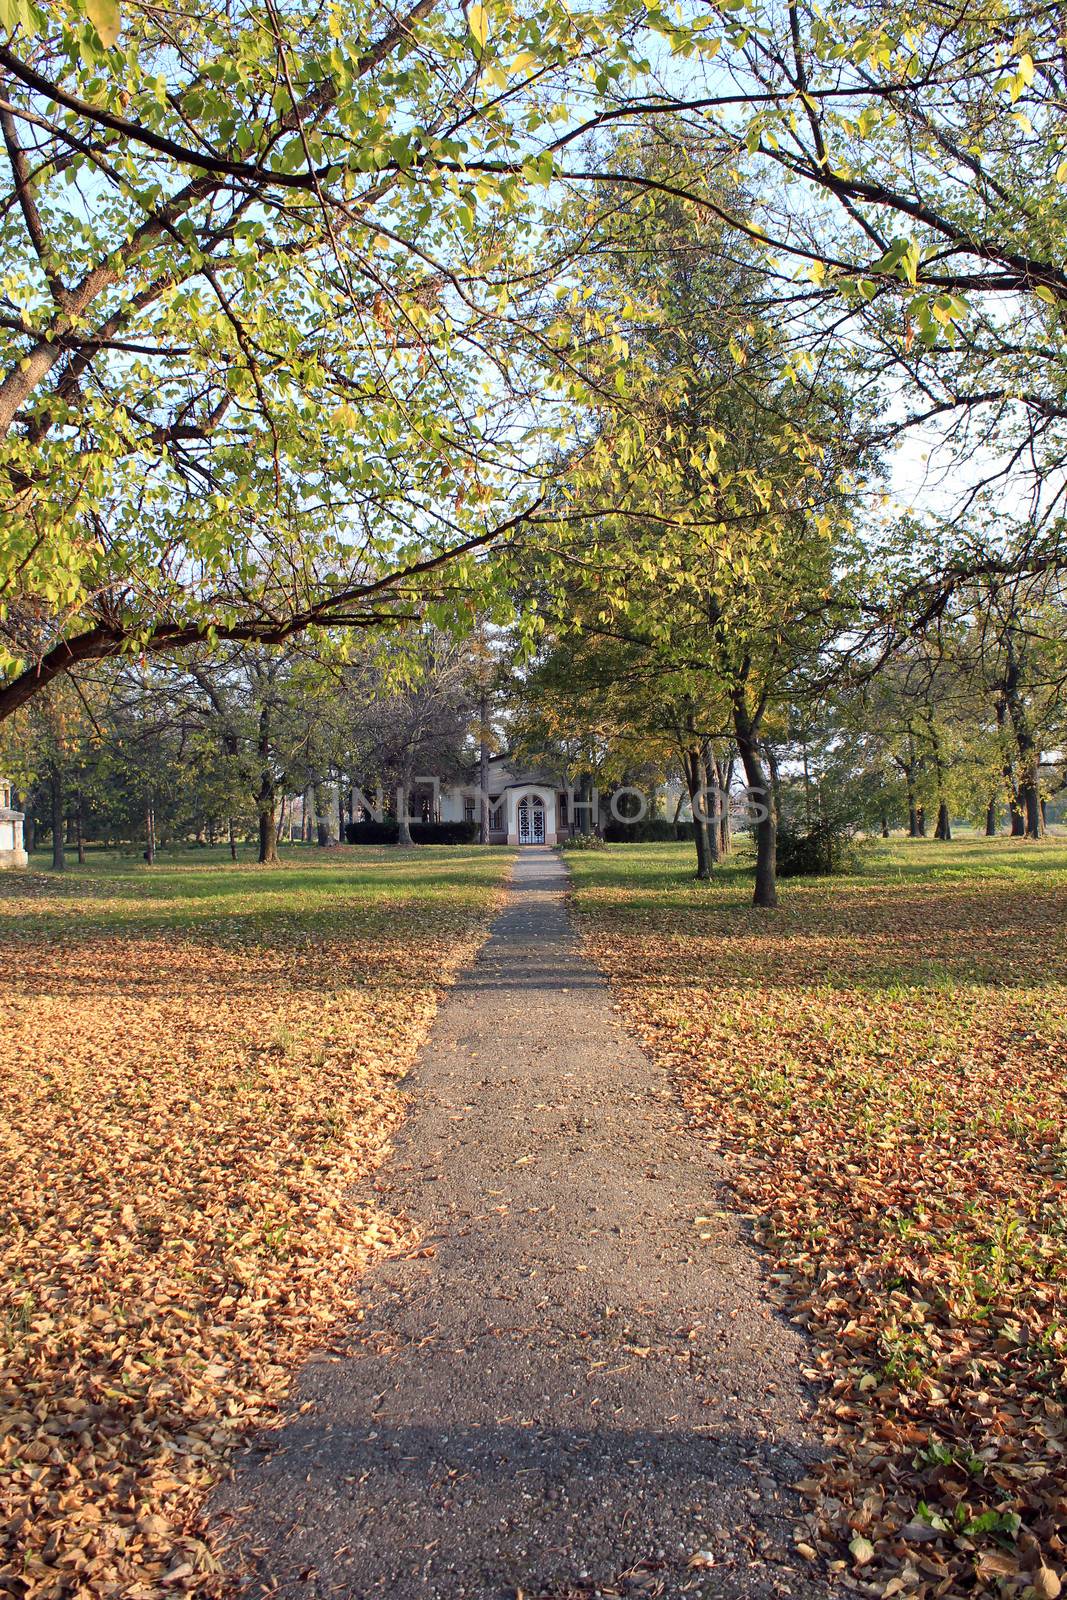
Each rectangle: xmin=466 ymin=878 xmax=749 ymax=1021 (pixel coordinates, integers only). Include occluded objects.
xmin=211 ymin=850 xmax=829 ymax=1600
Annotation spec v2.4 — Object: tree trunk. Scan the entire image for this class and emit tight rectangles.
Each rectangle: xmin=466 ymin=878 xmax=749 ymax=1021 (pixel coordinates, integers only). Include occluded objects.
xmin=396 ymin=758 xmax=417 ymax=848
xmin=1020 ymin=776 xmax=1043 ymax=840
xmin=916 ymin=804 xmax=927 ymax=837
xmin=397 ymin=782 xmax=414 ymax=848
xmin=734 ymin=697 xmax=776 ymax=908
xmin=145 ymin=801 xmax=155 ymax=865
xmin=881 ymin=812 xmax=890 ymax=839
xmin=1001 ymin=634 xmax=1043 ymax=839
xmin=76 ymin=791 xmax=86 ymax=864
xmin=256 ymin=696 xmax=279 ymax=864
xmin=257 ymin=779 xmax=277 ymax=864
xmin=479 ymin=689 xmax=490 ymax=844
xmin=684 ymin=745 xmax=712 ymax=880
xmin=228 ymin=816 xmax=238 ymax=862
xmin=995 ymin=697 xmax=1025 ymax=836
xmin=314 ymin=781 xmax=329 ymax=846
xmin=903 ymin=760 xmax=921 ymax=835
xmin=337 ymin=780 xmax=345 ymax=844
xmin=258 ymin=798 xmax=279 ymax=864
xmin=718 ymin=755 xmax=733 ymax=856
xmin=50 ymin=764 xmax=65 ymax=871
xmin=985 ymin=798 xmax=997 ymax=837
xmin=701 ymin=741 xmax=721 ymax=864
xmin=926 ymin=718 xmax=952 ymax=843
xmin=764 ymin=741 xmax=782 ymax=827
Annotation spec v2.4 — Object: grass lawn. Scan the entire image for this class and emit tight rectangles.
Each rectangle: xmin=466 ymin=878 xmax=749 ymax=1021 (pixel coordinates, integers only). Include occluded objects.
xmin=569 ymin=837 xmax=1067 ymax=1600
xmin=0 ymin=845 xmax=511 ymax=1599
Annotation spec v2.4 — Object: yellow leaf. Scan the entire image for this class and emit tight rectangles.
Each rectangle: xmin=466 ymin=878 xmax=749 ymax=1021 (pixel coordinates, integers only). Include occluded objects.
xmin=849 ymin=1536 xmax=875 ymax=1567
xmin=85 ymin=0 xmax=121 ymax=47
xmin=468 ymin=2 xmax=488 ymax=48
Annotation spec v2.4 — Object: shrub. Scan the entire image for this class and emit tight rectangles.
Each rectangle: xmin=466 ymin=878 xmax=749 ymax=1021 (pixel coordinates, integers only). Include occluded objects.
xmin=602 ymin=817 xmax=696 ymax=843
xmin=776 ymin=820 xmax=864 ymax=878
xmin=344 ymin=820 xmax=481 ymax=845
xmin=345 ymin=820 xmax=399 ymax=844
xmin=558 ymin=832 xmax=606 ymax=851
xmin=411 ymin=821 xmax=481 ymax=845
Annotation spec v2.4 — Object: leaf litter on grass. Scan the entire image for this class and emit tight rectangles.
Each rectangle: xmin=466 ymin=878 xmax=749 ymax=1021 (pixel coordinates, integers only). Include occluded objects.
xmin=575 ymin=843 xmax=1067 ymax=1600
xmin=0 ymin=854 xmax=509 ymax=1599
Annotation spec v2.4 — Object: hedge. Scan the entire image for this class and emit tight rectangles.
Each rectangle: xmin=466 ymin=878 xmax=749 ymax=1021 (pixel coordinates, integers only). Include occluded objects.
xmin=344 ymin=820 xmax=481 ymax=845
xmin=601 ymin=817 xmax=696 ymax=843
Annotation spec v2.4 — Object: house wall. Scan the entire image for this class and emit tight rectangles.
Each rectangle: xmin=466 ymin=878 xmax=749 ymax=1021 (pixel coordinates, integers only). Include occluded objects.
xmin=0 ymin=808 xmax=27 ymax=868
xmin=439 ymin=761 xmax=568 ymax=844
xmin=438 ymin=789 xmax=466 ymax=823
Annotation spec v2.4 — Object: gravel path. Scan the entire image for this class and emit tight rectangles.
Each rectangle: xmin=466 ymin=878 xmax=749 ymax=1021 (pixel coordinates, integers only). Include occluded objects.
xmin=212 ymin=849 xmax=830 ymax=1600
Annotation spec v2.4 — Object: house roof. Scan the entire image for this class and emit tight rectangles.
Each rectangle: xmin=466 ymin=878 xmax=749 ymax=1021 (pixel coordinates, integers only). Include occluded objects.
xmin=460 ymin=751 xmax=566 ymax=792
xmin=492 ymin=774 xmax=565 ymax=793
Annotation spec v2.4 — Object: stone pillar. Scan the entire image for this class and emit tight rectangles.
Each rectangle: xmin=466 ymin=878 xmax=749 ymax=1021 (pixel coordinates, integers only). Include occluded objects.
xmin=0 ymin=778 xmax=28 ymax=867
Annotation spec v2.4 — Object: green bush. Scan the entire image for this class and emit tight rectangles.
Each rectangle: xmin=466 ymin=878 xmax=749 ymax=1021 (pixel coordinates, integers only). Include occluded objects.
xmin=602 ymin=817 xmax=696 ymax=843
xmin=777 ymin=820 xmax=864 ymax=878
xmin=558 ymin=833 xmax=607 ymax=851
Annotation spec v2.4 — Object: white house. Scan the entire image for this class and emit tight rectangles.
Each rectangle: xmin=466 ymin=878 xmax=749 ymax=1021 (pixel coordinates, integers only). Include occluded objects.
xmin=435 ymin=755 xmax=590 ymax=846
xmin=0 ymin=779 xmax=27 ymax=868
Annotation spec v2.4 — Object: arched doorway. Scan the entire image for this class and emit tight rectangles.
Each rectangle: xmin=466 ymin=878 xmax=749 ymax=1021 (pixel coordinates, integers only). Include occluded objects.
xmin=517 ymin=793 xmax=546 ymax=845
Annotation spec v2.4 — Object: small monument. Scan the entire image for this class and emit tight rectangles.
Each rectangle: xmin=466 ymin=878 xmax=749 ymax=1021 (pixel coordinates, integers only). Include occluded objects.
xmin=0 ymin=779 xmax=28 ymax=868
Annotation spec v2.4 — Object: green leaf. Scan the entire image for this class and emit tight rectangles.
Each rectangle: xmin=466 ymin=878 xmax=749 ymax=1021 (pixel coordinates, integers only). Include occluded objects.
xmin=0 ymin=0 xmax=40 ymax=34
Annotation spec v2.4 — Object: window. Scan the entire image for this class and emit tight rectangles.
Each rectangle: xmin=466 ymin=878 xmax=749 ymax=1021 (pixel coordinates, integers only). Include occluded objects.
xmin=463 ymin=798 xmax=476 ymax=823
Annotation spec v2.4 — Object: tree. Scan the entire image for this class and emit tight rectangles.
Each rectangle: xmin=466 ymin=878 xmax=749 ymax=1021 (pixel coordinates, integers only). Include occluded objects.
xmin=511 ymin=616 xmax=739 ymax=873
xmin=0 ymin=0 xmax=717 ymax=719
xmin=1 ymin=677 xmax=102 ymax=867
xmin=520 ymin=141 xmax=871 ymax=904
xmin=166 ymin=648 xmax=332 ymax=864
xmin=965 ymin=573 xmax=1067 ymax=839
xmin=351 ymin=632 xmax=480 ymax=845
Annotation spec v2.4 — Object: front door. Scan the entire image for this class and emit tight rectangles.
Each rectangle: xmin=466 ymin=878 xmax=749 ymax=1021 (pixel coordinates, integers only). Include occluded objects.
xmin=517 ymin=796 xmax=546 ymax=844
